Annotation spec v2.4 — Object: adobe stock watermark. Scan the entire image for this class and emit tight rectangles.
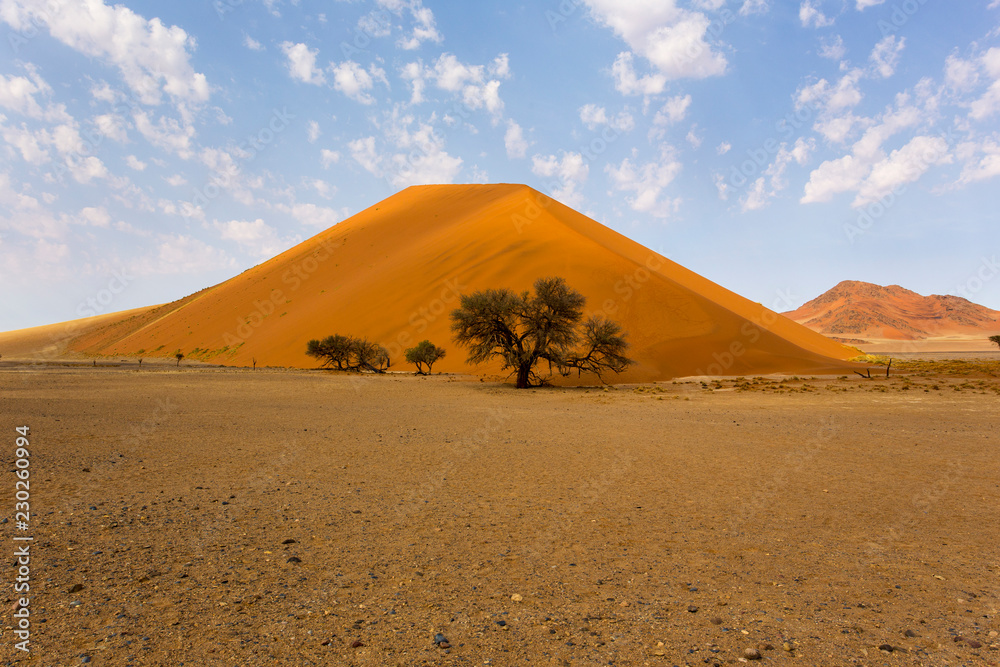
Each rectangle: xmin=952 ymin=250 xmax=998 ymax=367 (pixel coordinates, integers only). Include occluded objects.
xmin=183 ymin=107 xmax=295 ymax=219
xmin=695 ymin=287 xmax=798 ymax=376
xmin=75 ymin=269 xmax=134 ymax=318
xmin=953 ymin=254 xmax=999 ymax=301
xmin=843 ymin=130 xmax=954 ymax=243
xmin=544 ymin=0 xmax=586 ymax=31
xmin=339 ymin=8 xmax=392 ymax=58
xmin=876 ymin=0 xmax=930 ymax=37
xmin=588 ymin=254 xmax=666 ymax=319
xmin=6 ymin=0 xmax=60 ymax=53
xmin=221 ymin=237 xmax=340 ymax=347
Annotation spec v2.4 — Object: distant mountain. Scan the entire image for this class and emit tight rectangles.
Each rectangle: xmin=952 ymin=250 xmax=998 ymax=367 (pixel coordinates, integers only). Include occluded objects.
xmin=784 ymin=280 xmax=1000 ymax=341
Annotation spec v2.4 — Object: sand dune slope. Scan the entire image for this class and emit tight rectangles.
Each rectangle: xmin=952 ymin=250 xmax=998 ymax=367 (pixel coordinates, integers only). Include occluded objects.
xmin=3 ymin=184 xmax=859 ymax=381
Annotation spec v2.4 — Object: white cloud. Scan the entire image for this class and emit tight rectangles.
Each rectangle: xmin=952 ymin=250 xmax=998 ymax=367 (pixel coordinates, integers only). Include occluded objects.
xmin=133 ymin=110 xmax=195 ymax=158
xmin=870 ymin=35 xmax=905 ymax=79
xmin=580 ymin=104 xmax=635 ymax=132
xmin=275 ymin=202 xmax=348 ymax=227
xmin=0 ymin=0 xmax=209 ymax=110
xmin=349 ymin=136 xmax=382 ymax=176
xmin=307 ymin=120 xmax=321 ymax=143
xmin=970 ymin=47 xmax=1000 ymax=121
xmin=213 ymin=218 xmax=293 ymax=257
xmin=320 ymin=149 xmax=340 ymax=168
xmin=243 ymin=34 xmax=264 ymax=51
xmin=739 ymin=0 xmax=769 ymax=16
xmin=489 ymin=54 xmax=511 ymax=79
xmin=134 ymin=234 xmax=237 ymax=275
xmin=653 ymin=95 xmax=691 ymax=126
xmin=125 ymin=155 xmax=146 ymax=171
xmin=1 ymin=121 xmax=48 ymax=164
xmin=311 ymin=179 xmax=335 ymax=199
xmin=165 ymin=174 xmax=187 ymax=186
xmin=330 ymin=61 xmax=385 ymax=105
xmin=531 ymin=151 xmax=589 ymax=208
xmin=801 ymin=101 xmax=927 ymax=204
xmin=945 ymin=54 xmax=979 ymax=92
xmin=799 ymin=0 xmax=835 ymax=28
xmin=685 ymin=126 xmax=702 ymax=149
xmin=606 ymin=147 xmax=683 ymax=217
xmin=77 ymin=206 xmax=110 ymax=227
xmin=406 ymin=53 xmax=508 ymax=119
xmin=66 ymin=155 xmax=109 ymax=184
xmin=853 ymin=135 xmax=951 ymax=206
xmin=93 ymin=113 xmax=127 ymax=142
xmin=504 ymin=120 xmax=529 ymax=159
xmin=280 ymin=42 xmax=326 ymax=85
xmin=610 ymin=52 xmax=667 ymax=96
xmin=585 ymin=1 xmax=728 ymax=81
xmin=716 ymin=142 xmax=732 ymax=155
xmin=856 ymin=0 xmax=885 ymax=8
xmin=350 ymin=110 xmax=464 ymax=187
xmin=0 ymin=70 xmax=47 ymax=118
xmin=713 ymin=172 xmax=729 ymax=200
xmin=740 ymin=138 xmax=814 ymax=211
xmin=956 ymin=136 xmax=1000 ymax=184
xmin=379 ymin=0 xmax=442 ymax=50
xmin=819 ymin=35 xmax=846 ymax=61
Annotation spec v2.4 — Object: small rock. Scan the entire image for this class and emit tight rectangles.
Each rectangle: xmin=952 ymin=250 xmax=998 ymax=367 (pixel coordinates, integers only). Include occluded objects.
xmin=687 ymin=605 xmax=699 ymax=613
xmin=433 ymin=633 xmax=447 ymax=645
xmin=287 ymin=557 xmax=301 ymax=563
xmin=439 ymin=641 xmax=451 ymax=649
xmin=879 ymin=644 xmax=894 ymax=652
xmin=80 ymin=657 xmax=91 ymax=664
xmin=989 ymin=631 xmax=998 ymax=638
xmin=496 ymin=620 xmax=506 ymax=627
xmin=82 ymin=468 xmax=90 ymax=473
xmin=782 ymin=642 xmax=793 ymax=652
xmin=967 ymin=640 xmax=982 ymax=649
xmin=89 ymin=506 xmax=97 ymax=511
xmin=904 ymin=629 xmax=918 ymax=638
xmin=69 ymin=601 xmax=82 ymax=608
xmin=282 ymin=539 xmax=297 ymax=544
xmin=759 ymin=642 xmax=775 ymax=651
xmin=511 ymin=593 xmax=523 ymax=602
xmin=68 ymin=584 xmax=84 ymax=593
xmin=350 ymin=640 xmax=364 ymax=648
xmin=743 ymin=648 xmax=762 ymax=660
xmin=710 ymin=617 xmax=723 ymax=625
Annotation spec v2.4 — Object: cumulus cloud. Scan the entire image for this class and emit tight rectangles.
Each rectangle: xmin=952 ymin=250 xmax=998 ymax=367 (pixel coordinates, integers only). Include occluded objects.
xmin=606 ymin=147 xmax=683 ymax=218
xmin=799 ymin=0 xmax=835 ymax=28
xmin=852 ymin=135 xmax=951 ymax=206
xmin=403 ymin=53 xmax=508 ymax=120
xmin=376 ymin=0 xmax=443 ymax=50
xmin=531 ymin=151 xmax=589 ymax=208
xmin=0 ymin=0 xmax=209 ymax=110
xmin=280 ymin=42 xmax=326 ymax=85
xmin=213 ymin=218 xmax=295 ymax=257
xmin=741 ymin=138 xmax=814 ymax=211
xmin=584 ymin=0 xmax=727 ymax=83
xmin=320 ymin=149 xmax=340 ymax=168
xmin=243 ymin=34 xmax=264 ymax=51
xmin=870 ymin=35 xmax=905 ymax=79
xmin=956 ymin=136 xmax=1000 ymax=184
xmin=504 ymin=120 xmax=529 ymax=159
xmin=133 ymin=110 xmax=195 ymax=158
xmin=739 ymin=0 xmax=769 ymax=16
xmin=579 ymin=104 xmax=635 ymax=132
xmin=819 ymin=35 xmax=846 ymax=61
xmin=653 ymin=95 xmax=691 ymax=126
xmin=330 ymin=61 xmax=385 ymax=105
xmin=125 ymin=155 xmax=146 ymax=171
xmin=350 ymin=110 xmax=464 ymax=188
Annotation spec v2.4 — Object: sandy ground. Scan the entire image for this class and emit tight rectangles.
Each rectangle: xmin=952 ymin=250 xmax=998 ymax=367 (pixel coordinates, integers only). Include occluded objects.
xmin=1 ymin=366 xmax=998 ymax=666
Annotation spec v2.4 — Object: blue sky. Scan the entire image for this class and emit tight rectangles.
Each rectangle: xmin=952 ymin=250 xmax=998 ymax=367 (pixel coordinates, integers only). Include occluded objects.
xmin=1 ymin=0 xmax=999 ymax=331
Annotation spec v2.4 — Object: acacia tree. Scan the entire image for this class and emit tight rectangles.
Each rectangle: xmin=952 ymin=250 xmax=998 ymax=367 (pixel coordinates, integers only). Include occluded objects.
xmin=175 ymin=352 xmax=184 ymax=366
xmin=306 ymin=335 xmax=391 ymax=373
xmin=990 ymin=334 xmax=1000 ymax=350
xmin=405 ymin=340 xmax=446 ymax=374
xmin=450 ymin=277 xmax=633 ymax=388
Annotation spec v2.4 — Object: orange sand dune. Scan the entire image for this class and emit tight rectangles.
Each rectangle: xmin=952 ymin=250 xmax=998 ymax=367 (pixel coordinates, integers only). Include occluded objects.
xmin=1 ymin=184 xmax=860 ymax=381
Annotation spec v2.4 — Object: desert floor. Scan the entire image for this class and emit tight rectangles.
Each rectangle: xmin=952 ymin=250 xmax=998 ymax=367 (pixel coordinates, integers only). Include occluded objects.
xmin=1 ymin=364 xmax=998 ymax=666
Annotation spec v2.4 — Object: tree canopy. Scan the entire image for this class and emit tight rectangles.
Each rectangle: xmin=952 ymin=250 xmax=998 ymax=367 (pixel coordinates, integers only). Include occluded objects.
xmin=405 ymin=340 xmax=446 ymax=375
xmin=450 ymin=276 xmax=633 ymax=388
xmin=306 ymin=335 xmax=390 ymax=373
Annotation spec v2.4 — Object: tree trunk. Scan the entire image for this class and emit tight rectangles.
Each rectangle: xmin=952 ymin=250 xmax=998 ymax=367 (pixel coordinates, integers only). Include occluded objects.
xmin=516 ymin=364 xmax=531 ymax=388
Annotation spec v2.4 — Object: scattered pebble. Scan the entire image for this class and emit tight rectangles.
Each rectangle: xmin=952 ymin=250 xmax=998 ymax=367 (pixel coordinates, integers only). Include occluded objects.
xmin=782 ymin=642 xmax=793 ymax=652
xmin=282 ymin=539 xmax=297 ymax=544
xmin=759 ymin=642 xmax=775 ymax=651
xmin=687 ymin=605 xmax=699 ymax=613
xmin=434 ymin=633 xmax=448 ymax=645
xmin=710 ymin=617 xmax=723 ymax=625
xmin=350 ymin=640 xmax=364 ymax=648
xmin=743 ymin=648 xmax=762 ymax=660
xmin=904 ymin=629 xmax=918 ymax=638
xmin=68 ymin=583 xmax=84 ymax=593
xmin=69 ymin=601 xmax=82 ymax=608
xmin=511 ymin=593 xmax=523 ymax=602
xmin=286 ymin=556 xmax=301 ymax=563
xmin=879 ymin=643 xmax=894 ymax=652
xmin=967 ymin=640 xmax=983 ymax=649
